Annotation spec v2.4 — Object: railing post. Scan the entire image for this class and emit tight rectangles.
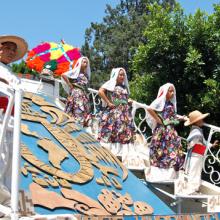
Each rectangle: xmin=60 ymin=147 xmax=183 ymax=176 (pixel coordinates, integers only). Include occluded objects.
xmin=0 ymin=84 xmax=14 ymax=155
xmin=10 ymin=87 xmax=23 ymax=220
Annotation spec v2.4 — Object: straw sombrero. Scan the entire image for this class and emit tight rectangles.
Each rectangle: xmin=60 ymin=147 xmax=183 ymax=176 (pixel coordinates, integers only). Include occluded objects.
xmin=0 ymin=35 xmax=28 ymax=62
xmin=184 ymin=110 xmax=209 ymax=126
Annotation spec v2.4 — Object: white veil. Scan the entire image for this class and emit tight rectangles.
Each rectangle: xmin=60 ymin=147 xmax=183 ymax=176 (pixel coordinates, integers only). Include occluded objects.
xmin=101 ymin=67 xmax=130 ymax=94
xmin=146 ymin=83 xmax=177 ymax=131
xmin=61 ymin=56 xmax=91 ymax=94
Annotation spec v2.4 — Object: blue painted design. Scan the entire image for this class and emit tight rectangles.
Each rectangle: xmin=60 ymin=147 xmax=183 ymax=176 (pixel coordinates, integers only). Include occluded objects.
xmin=20 ymin=93 xmax=174 ymax=216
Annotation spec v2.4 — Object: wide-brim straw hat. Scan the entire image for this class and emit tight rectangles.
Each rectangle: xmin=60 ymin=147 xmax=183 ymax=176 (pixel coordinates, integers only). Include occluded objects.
xmin=0 ymin=35 xmax=28 ymax=62
xmin=184 ymin=110 xmax=210 ymax=126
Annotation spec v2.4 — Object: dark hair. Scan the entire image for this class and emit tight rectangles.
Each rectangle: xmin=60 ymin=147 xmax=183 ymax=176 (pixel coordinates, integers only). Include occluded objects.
xmin=1 ymin=41 xmax=17 ymax=48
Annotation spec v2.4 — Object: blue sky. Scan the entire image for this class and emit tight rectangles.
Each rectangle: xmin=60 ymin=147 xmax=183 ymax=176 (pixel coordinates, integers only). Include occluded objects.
xmin=0 ymin=0 xmax=219 ymax=50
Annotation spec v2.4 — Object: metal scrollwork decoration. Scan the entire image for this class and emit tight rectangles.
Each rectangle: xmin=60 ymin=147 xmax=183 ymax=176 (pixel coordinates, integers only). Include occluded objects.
xmin=203 ymin=127 xmax=220 ymax=186
xmin=88 ymin=88 xmax=102 ymax=114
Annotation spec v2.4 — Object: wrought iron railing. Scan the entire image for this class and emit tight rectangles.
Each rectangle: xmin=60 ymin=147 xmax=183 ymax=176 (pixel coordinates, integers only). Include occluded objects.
xmin=87 ymin=88 xmax=220 ymax=186
xmin=202 ymin=123 xmax=220 ymax=185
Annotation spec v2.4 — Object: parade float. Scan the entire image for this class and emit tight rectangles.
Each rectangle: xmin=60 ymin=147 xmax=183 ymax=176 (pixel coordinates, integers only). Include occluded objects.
xmin=0 ymin=41 xmax=219 ymax=220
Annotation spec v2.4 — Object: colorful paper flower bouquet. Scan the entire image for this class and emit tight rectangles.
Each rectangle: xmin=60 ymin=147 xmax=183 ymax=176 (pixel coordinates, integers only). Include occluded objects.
xmin=26 ymin=41 xmax=81 ymax=78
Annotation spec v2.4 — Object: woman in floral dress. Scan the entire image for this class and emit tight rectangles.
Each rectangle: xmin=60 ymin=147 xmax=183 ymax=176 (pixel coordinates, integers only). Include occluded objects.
xmin=61 ymin=57 xmax=91 ymax=126
xmin=145 ymin=83 xmax=185 ymax=182
xmin=97 ymin=68 xmax=135 ymax=156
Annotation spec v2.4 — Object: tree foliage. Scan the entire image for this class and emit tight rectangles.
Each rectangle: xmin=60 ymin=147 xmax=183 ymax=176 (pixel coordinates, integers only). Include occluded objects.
xmin=81 ymin=0 xmax=176 ymax=88
xmin=131 ymin=3 xmax=220 ymax=126
xmin=11 ymin=1 xmax=220 ymax=127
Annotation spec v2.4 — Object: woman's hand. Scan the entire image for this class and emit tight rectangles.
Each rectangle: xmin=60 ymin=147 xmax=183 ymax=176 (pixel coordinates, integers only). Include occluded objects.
xmin=147 ymin=107 xmax=163 ymax=125
xmin=128 ymin=98 xmax=133 ymax=105
xmin=107 ymin=102 xmax=115 ymax=109
xmin=177 ymin=115 xmax=188 ymax=121
xmin=98 ymin=87 xmax=114 ymax=108
xmin=62 ymin=75 xmax=73 ymax=91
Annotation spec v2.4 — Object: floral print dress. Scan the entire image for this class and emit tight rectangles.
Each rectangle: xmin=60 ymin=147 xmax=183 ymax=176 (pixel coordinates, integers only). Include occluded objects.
xmin=98 ymin=85 xmax=135 ymax=144
xmin=150 ymin=101 xmax=184 ymax=171
xmin=65 ymin=73 xmax=91 ymax=125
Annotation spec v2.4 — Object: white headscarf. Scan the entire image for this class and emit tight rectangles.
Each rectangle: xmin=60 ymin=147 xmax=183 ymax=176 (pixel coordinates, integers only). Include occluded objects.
xmin=61 ymin=56 xmax=91 ymax=94
xmin=146 ymin=83 xmax=177 ymax=130
xmin=101 ymin=68 xmax=130 ymax=94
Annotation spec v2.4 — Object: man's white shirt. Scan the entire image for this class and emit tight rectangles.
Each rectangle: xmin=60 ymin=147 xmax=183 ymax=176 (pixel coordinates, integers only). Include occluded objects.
xmin=0 ymin=62 xmax=20 ymax=87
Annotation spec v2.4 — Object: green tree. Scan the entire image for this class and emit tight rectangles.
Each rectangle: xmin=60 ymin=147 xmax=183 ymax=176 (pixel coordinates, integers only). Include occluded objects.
xmin=81 ymin=0 xmax=176 ymax=89
xmin=11 ymin=60 xmax=39 ymax=79
xmin=131 ymin=3 xmax=220 ymax=126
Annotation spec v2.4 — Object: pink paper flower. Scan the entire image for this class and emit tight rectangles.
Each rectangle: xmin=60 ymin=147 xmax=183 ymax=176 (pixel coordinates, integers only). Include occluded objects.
xmin=39 ymin=53 xmax=50 ymax=62
xmin=33 ymin=43 xmax=50 ymax=54
xmin=67 ymin=48 xmax=81 ymax=60
xmin=56 ymin=55 xmax=68 ymax=63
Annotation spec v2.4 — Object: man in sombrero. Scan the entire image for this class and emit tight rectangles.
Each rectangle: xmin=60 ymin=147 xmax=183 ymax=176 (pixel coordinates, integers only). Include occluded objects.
xmin=0 ymin=35 xmax=28 ymax=85
xmin=0 ymin=35 xmax=28 ymax=213
xmin=184 ymin=110 xmax=219 ymax=194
